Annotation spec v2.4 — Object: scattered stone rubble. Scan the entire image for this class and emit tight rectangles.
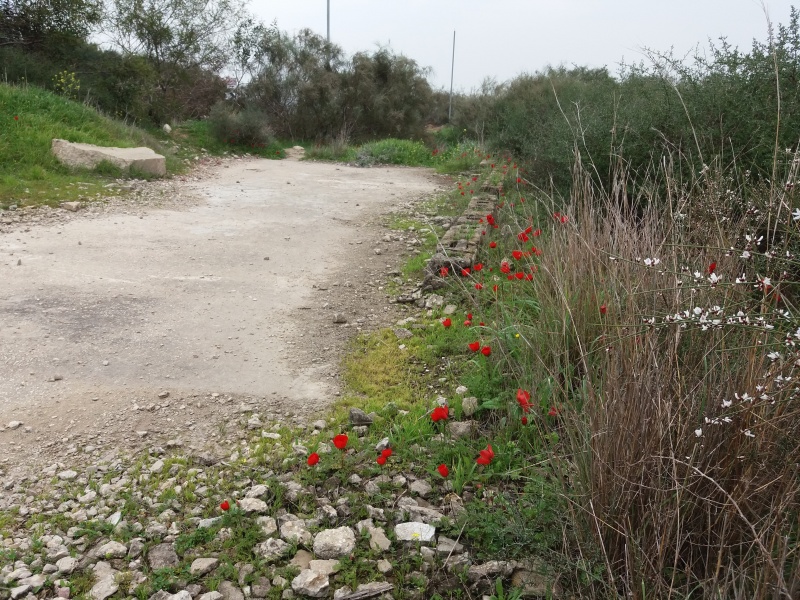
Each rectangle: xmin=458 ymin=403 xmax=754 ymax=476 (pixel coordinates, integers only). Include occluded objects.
xmin=0 ymin=404 xmax=559 ymax=600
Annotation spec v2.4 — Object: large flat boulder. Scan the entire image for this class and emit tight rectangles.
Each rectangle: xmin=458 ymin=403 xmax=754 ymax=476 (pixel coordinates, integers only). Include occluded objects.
xmin=51 ymin=138 xmax=166 ymax=176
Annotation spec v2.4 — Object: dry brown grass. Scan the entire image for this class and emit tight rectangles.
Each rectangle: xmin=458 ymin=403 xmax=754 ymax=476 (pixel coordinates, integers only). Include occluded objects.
xmin=485 ymin=149 xmax=800 ymax=598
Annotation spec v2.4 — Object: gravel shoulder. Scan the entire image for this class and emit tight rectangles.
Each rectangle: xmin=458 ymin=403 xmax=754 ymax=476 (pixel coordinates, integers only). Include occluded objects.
xmin=0 ymin=156 xmax=447 ymax=475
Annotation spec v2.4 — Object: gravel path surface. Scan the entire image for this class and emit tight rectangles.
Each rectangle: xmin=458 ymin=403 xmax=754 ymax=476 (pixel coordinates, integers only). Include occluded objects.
xmin=0 ymin=155 xmax=446 ymax=473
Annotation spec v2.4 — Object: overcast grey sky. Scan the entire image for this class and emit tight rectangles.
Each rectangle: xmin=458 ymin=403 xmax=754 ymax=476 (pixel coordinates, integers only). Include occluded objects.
xmin=248 ymin=1 xmax=797 ymax=91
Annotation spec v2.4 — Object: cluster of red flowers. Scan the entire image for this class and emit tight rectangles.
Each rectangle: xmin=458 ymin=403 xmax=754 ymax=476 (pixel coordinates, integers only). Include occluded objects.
xmin=376 ymin=447 xmax=392 ymax=465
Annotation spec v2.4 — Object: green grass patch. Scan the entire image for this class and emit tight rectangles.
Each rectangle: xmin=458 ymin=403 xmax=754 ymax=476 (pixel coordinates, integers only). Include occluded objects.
xmin=0 ymin=82 xmax=182 ymax=208
xmin=175 ymin=120 xmax=286 ymax=159
xmin=303 ymin=135 xmax=485 ymax=173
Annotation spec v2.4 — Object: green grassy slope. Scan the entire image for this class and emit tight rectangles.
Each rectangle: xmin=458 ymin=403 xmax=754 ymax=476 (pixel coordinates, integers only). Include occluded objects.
xmin=0 ymin=83 xmax=174 ymax=208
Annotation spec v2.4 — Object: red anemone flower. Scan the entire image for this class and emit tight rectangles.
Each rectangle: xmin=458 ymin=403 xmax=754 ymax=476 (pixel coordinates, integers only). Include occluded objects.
xmin=476 ymin=444 xmax=494 ymax=466
xmin=600 ymin=304 xmax=607 ymax=315
xmin=307 ymin=453 xmax=320 ymax=466
xmin=440 ymin=266 xmax=449 ymax=277
xmin=376 ymin=455 xmax=387 ymax=465
xmin=709 ymin=261 xmax=717 ymax=274
xmin=489 ymin=241 xmax=497 ymax=249
xmin=468 ymin=341 xmax=481 ymax=352
xmin=548 ymin=406 xmax=558 ymax=417
xmin=442 ymin=318 xmax=452 ymax=327
xmin=437 ymin=464 xmax=449 ymax=477
xmin=431 ymin=406 xmax=449 ymax=422
xmin=220 ymin=500 xmax=230 ymax=511
xmin=475 ymin=283 xmax=483 ymax=290
xmin=512 ymin=250 xmax=523 ymax=260
xmin=461 ymin=268 xmax=470 ymax=276
xmin=333 ymin=434 xmax=348 ymax=450
xmin=516 ymin=389 xmax=532 ymax=413
xmin=381 ymin=448 xmax=393 ymax=458
xmin=500 ymin=262 xmax=511 ymax=274
xmin=481 ymin=346 xmax=491 ymax=356
xmin=521 ymin=416 xmax=528 ymax=425
xmin=474 ymin=263 xmax=483 ymax=271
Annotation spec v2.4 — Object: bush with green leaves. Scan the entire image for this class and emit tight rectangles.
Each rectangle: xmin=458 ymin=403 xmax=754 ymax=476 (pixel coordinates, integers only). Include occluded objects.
xmin=207 ymin=103 xmax=274 ymax=148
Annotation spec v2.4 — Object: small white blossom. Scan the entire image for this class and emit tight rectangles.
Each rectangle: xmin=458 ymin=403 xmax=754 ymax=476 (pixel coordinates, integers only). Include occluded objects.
xmin=793 ymin=208 xmax=800 ymax=221
xmin=722 ymin=399 xmax=732 ymax=408
xmin=743 ymin=429 xmax=755 ymax=438
xmin=694 ymin=428 xmax=703 ymax=437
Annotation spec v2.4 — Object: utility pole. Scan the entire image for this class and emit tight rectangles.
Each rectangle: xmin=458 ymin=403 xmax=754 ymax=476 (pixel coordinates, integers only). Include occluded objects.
xmin=326 ymin=0 xmax=331 ymax=68
xmin=448 ymin=31 xmax=456 ymax=123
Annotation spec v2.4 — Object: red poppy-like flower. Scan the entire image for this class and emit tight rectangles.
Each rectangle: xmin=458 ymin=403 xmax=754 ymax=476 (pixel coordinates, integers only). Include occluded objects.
xmin=486 ymin=214 xmax=496 ymax=226
xmin=307 ymin=453 xmax=320 ymax=466
xmin=489 ymin=241 xmax=497 ymax=249
xmin=442 ymin=318 xmax=452 ymax=327
xmin=431 ymin=406 xmax=449 ymax=422
xmin=492 ymin=284 xmax=498 ymax=292
xmin=333 ymin=434 xmax=348 ymax=450
xmin=220 ymin=500 xmax=230 ymax=511
xmin=481 ymin=346 xmax=491 ymax=356
xmin=600 ymin=304 xmax=607 ymax=315
xmin=464 ymin=320 xmax=472 ymax=326
xmin=475 ymin=283 xmax=483 ymax=290
xmin=548 ymin=406 xmax=558 ymax=417
xmin=518 ymin=232 xmax=529 ymax=242
xmin=440 ymin=266 xmax=449 ymax=277
xmin=516 ymin=389 xmax=532 ymax=413
xmin=516 ymin=177 xmax=522 ymax=183
xmin=461 ymin=268 xmax=470 ymax=276
xmin=512 ymin=250 xmax=523 ymax=260
xmin=437 ymin=464 xmax=450 ymax=477
xmin=490 ymin=163 xmax=495 ymax=168
xmin=14 ymin=115 xmax=19 ymax=121
xmin=476 ymin=444 xmax=494 ymax=465
xmin=376 ymin=455 xmax=387 ymax=465
xmin=709 ymin=261 xmax=717 ymax=274
xmin=381 ymin=448 xmax=393 ymax=458
xmin=500 ymin=262 xmax=511 ymax=274
xmin=515 ymin=272 xmax=525 ymax=280
xmin=474 ymin=263 xmax=483 ymax=271
xmin=468 ymin=341 xmax=481 ymax=352
xmin=521 ymin=416 xmax=528 ymax=425
xmin=467 ymin=313 xmax=472 ymax=320
xmin=533 ymin=228 xmax=541 ymax=237
xmin=560 ymin=215 xmax=568 ymax=224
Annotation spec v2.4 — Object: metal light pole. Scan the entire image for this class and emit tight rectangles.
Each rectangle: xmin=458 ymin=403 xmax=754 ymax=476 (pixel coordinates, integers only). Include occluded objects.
xmin=326 ymin=0 xmax=331 ymax=67
xmin=448 ymin=31 xmax=456 ymax=123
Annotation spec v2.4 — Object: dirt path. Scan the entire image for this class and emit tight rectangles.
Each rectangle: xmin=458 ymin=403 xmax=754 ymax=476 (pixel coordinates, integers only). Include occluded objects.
xmin=0 ymin=156 xmax=445 ymax=473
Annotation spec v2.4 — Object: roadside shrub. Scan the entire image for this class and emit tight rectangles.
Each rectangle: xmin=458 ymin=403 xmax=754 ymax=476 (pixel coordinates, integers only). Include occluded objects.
xmin=207 ymin=103 xmax=274 ymax=148
xmin=453 ymin=142 xmax=800 ymax=596
xmin=356 ymin=139 xmax=430 ymax=167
